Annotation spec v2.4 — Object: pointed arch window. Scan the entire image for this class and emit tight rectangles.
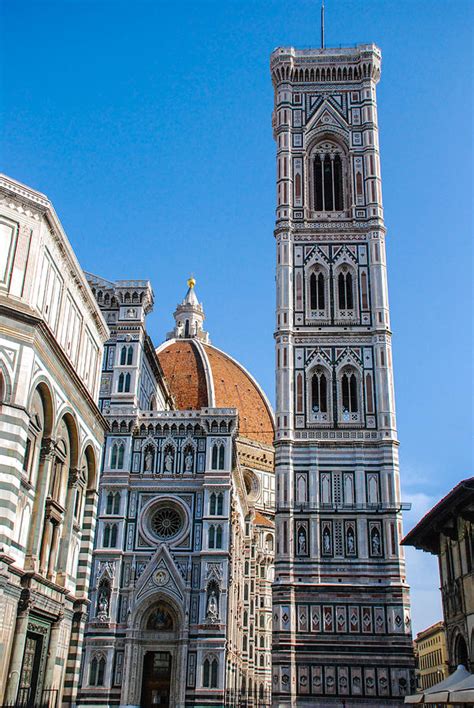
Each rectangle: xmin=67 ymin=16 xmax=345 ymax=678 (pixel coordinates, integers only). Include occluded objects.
xmin=106 ymin=491 xmax=120 ymax=515
xmin=90 ymin=656 xmax=106 ymax=686
xmin=338 ymin=270 xmax=354 ymax=310
xmin=203 ymin=657 xmax=218 ymax=688
xmin=341 ymin=371 xmax=358 ymax=414
xmin=208 ymin=525 xmax=215 ymax=548
xmin=211 ymin=443 xmax=225 ymax=470
xmin=210 ymin=492 xmax=223 ymax=516
xmin=314 ymin=146 xmax=344 ymax=211
xmin=103 ymin=523 xmax=118 ymax=548
xmin=311 ymin=369 xmax=328 ymax=414
xmin=309 ymin=271 xmax=325 ymax=310
xmin=216 ymin=493 xmax=223 ymax=515
xmin=110 ymin=442 xmax=124 ymax=470
xmin=216 ymin=525 xmax=223 ymax=548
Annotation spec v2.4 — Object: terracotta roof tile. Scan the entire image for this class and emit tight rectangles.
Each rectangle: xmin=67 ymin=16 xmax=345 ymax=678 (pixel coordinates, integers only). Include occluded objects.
xmin=156 ymin=340 xmax=274 ymax=445
xmin=203 ymin=344 xmax=274 ymax=445
xmin=254 ymin=511 xmax=274 ymax=528
xmin=157 ymin=341 xmax=209 ymax=410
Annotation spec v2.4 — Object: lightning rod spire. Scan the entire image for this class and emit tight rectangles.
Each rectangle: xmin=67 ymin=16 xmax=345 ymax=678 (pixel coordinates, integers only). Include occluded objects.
xmin=321 ymin=0 xmax=325 ymax=49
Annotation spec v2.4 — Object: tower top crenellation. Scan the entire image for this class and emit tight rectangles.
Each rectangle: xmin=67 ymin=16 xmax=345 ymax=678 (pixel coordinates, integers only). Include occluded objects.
xmin=270 ymin=43 xmax=381 ymax=87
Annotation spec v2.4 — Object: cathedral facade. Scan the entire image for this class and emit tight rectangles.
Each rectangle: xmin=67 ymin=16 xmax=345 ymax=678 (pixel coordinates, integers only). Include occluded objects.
xmin=77 ymin=277 xmax=275 ymax=707
xmin=0 ymin=176 xmax=108 ymax=706
xmin=270 ymin=45 xmax=414 ymax=705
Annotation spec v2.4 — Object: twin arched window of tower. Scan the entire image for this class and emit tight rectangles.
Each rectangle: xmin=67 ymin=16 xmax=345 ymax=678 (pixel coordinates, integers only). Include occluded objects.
xmin=89 ymin=656 xmax=106 ymax=686
xmin=110 ymin=441 xmax=124 ymax=469
xmin=211 ymin=443 xmax=225 ymax=470
xmin=120 ymin=345 xmax=133 ymax=366
xmin=313 ymin=148 xmax=344 ymax=212
xmin=117 ymin=372 xmax=131 ymax=393
xmin=203 ymin=657 xmax=218 ymax=688
xmin=106 ymin=491 xmax=120 ymax=515
xmin=103 ymin=523 xmax=118 ymax=548
xmin=208 ymin=524 xmax=223 ymax=549
xmin=210 ymin=492 xmax=224 ymax=515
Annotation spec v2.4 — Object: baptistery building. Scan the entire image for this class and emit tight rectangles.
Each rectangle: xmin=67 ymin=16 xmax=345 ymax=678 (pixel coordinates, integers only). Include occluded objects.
xmin=77 ymin=277 xmax=275 ymax=707
xmin=0 ymin=175 xmax=108 ymax=707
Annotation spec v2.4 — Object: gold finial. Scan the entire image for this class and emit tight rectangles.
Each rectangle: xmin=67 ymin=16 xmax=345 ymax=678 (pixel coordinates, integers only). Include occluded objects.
xmin=187 ymin=275 xmax=196 ymax=289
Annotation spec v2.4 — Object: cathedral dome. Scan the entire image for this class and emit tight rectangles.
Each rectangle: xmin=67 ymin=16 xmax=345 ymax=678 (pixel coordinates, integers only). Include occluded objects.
xmin=156 ymin=339 xmax=274 ymax=445
xmin=157 ymin=279 xmax=274 ymax=445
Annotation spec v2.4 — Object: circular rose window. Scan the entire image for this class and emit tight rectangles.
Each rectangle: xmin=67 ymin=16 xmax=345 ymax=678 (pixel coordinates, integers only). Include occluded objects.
xmin=151 ymin=506 xmax=183 ymax=540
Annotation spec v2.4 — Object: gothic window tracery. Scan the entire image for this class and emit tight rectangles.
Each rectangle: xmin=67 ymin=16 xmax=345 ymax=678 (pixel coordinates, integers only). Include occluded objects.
xmin=312 ymin=142 xmax=344 ymax=212
xmin=208 ymin=524 xmax=223 ymax=549
xmin=203 ymin=656 xmax=218 ymax=688
xmin=117 ymin=372 xmax=131 ymax=393
xmin=309 ymin=366 xmax=331 ymax=423
xmin=119 ymin=345 xmax=133 ymax=366
xmin=339 ymin=367 xmax=360 ymax=423
xmin=310 ymin=271 xmax=325 ymax=311
xmin=211 ymin=442 xmax=225 ymax=470
xmin=106 ymin=491 xmax=120 ymax=515
xmin=103 ymin=523 xmax=118 ymax=548
xmin=338 ymin=270 xmax=354 ymax=311
xmin=89 ymin=655 xmax=106 ymax=686
xmin=210 ymin=492 xmax=224 ymax=515
xmin=110 ymin=441 xmax=124 ymax=470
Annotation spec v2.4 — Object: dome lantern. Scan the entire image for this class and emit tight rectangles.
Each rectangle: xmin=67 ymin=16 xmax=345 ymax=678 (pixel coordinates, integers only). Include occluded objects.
xmin=167 ymin=277 xmax=210 ymax=343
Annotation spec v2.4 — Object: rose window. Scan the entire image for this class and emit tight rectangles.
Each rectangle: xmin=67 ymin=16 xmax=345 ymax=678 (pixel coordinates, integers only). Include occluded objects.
xmin=151 ymin=506 xmax=183 ymax=539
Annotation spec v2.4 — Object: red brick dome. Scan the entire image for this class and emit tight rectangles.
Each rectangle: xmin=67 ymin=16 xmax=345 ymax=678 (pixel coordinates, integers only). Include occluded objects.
xmin=156 ymin=339 xmax=274 ymax=445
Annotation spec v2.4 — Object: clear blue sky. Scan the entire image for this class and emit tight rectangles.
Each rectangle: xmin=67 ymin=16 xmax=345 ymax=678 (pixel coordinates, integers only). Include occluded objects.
xmin=1 ymin=0 xmax=472 ymax=634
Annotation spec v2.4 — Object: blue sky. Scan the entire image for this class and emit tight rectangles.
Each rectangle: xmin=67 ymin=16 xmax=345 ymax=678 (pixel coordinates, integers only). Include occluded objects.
xmin=1 ymin=0 xmax=472 ymax=634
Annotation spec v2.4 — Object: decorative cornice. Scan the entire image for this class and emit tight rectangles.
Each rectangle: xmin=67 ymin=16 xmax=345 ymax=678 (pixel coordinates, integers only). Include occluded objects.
xmin=0 ymin=174 xmax=109 ymax=343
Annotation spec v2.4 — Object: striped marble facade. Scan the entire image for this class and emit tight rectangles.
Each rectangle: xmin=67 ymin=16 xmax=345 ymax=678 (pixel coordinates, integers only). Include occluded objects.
xmin=0 ymin=175 xmax=108 ymax=706
xmin=270 ymin=45 xmax=415 ymax=706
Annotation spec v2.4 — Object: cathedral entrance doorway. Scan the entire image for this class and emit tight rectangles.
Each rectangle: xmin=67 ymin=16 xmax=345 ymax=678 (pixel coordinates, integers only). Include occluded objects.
xmin=122 ymin=596 xmax=187 ymax=708
xmin=140 ymin=651 xmax=172 ymax=707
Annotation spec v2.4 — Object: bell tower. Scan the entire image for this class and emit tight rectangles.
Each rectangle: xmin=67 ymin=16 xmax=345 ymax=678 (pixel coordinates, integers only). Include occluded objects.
xmin=271 ymin=44 xmax=414 ymax=705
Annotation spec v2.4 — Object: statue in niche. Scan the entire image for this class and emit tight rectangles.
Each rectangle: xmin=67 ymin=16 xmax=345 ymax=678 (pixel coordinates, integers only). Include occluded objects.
xmin=184 ymin=450 xmax=193 ymax=473
xmin=371 ymin=527 xmax=381 ymax=555
xmin=206 ymin=590 xmax=219 ymax=623
xmin=97 ymin=586 xmax=110 ymax=620
xmin=346 ymin=527 xmax=355 ymax=555
xmin=126 ymin=307 xmax=137 ymax=319
xmin=323 ymin=527 xmax=331 ymax=554
xmin=164 ymin=450 xmax=174 ymax=473
xmin=144 ymin=448 xmax=154 ymax=473
xmin=297 ymin=527 xmax=307 ymax=555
